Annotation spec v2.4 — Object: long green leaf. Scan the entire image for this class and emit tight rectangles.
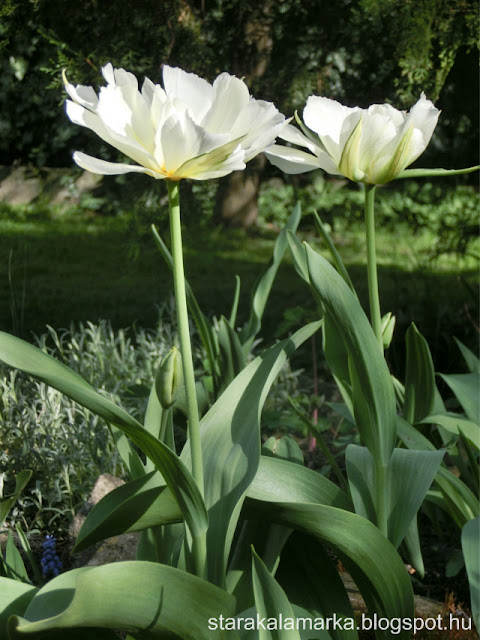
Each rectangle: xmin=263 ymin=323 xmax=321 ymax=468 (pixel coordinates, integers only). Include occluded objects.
xmin=397 ymin=417 xmax=479 ymax=526
xmin=454 ymin=338 xmax=480 ymax=374
xmin=241 ymin=203 xmax=302 ymax=352
xmin=461 ymin=517 xmax=480 ymax=631
xmin=397 ymin=166 xmax=480 ymax=179
xmin=73 ymin=471 xmax=181 ymax=552
xmin=305 ymin=244 xmax=397 ymax=465
xmin=439 ymin=373 xmax=480 ymax=424
xmin=420 ymin=413 xmax=479 ymax=450
xmin=0 ymin=332 xmax=207 ymax=542
xmin=277 ymin=533 xmax=357 ymax=640
xmin=245 ymin=500 xmax=414 ymax=639
xmin=403 ymin=323 xmax=435 ymax=424
xmin=9 ymin=562 xmax=239 ymax=640
xmin=346 ymin=444 xmax=444 ymax=548
xmin=312 ymin=210 xmax=355 ymax=293
xmin=252 ymin=549 xmax=301 ymax=640
xmin=182 ymin=321 xmax=322 ymax=587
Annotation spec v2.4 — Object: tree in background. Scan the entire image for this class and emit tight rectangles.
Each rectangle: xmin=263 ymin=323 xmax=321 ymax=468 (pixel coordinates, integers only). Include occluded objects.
xmin=0 ymin=0 xmax=478 ymax=225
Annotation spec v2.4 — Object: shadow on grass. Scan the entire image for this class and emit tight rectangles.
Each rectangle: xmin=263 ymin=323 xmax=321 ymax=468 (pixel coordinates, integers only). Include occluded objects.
xmin=0 ymin=222 xmax=477 ymax=374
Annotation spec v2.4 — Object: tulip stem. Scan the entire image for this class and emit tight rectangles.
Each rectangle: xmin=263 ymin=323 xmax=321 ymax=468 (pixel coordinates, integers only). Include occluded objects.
xmin=166 ymin=179 xmax=206 ymax=577
xmin=364 ymin=184 xmax=383 ymax=351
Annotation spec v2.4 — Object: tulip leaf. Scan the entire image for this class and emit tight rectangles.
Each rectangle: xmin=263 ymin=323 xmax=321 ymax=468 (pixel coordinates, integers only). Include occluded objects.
xmin=438 ymin=373 xmax=480 ymax=424
xmin=286 ymin=231 xmax=310 ymax=284
xmin=0 ymin=579 xmax=37 ymax=640
xmin=397 ymin=165 xmax=480 ymax=179
xmin=217 ymin=315 xmax=246 ymax=394
xmin=346 ymin=444 xmax=444 ymax=548
xmin=262 ymin=436 xmax=304 ymax=466
xmin=182 ymin=321 xmax=322 ymax=586
xmin=312 ymin=211 xmax=355 ymax=293
xmin=247 ymin=456 xmax=352 ymax=511
xmin=304 ymin=244 xmax=397 ymax=465
xmin=454 ymin=338 xmax=480 ymax=374
xmin=8 ymin=562 xmax=239 ymax=639
xmin=73 ymin=471 xmax=182 ymax=552
xmin=252 ymin=549 xmax=301 ymax=640
xmin=461 ymin=517 xmax=480 ymax=631
xmin=245 ymin=500 xmax=414 ymax=637
xmin=403 ymin=515 xmax=425 ymax=578
xmin=0 ymin=331 xmax=207 ymax=542
xmin=403 ymin=323 xmax=435 ymax=424
xmin=397 ymin=417 xmax=479 ymax=526
xmin=277 ymin=532 xmax=357 ymax=640
xmin=3 ymin=532 xmax=30 ymax=583
xmin=420 ymin=413 xmax=479 ymax=450
xmin=241 ymin=203 xmax=302 ymax=352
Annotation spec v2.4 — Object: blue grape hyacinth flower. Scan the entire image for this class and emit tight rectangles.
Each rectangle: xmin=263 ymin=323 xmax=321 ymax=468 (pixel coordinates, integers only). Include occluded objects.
xmin=40 ymin=535 xmax=62 ymax=579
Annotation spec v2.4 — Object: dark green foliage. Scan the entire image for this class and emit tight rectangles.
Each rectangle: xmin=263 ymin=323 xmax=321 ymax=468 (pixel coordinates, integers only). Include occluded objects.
xmin=0 ymin=0 xmax=478 ymax=167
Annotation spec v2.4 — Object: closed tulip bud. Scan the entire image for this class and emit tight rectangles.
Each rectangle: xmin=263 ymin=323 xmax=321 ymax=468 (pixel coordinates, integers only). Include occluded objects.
xmin=156 ymin=347 xmax=183 ymax=410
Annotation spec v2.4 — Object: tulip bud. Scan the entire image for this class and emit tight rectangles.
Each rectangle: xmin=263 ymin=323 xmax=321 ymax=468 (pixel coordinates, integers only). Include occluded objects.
xmin=381 ymin=312 xmax=396 ymax=349
xmin=156 ymin=347 xmax=183 ymax=410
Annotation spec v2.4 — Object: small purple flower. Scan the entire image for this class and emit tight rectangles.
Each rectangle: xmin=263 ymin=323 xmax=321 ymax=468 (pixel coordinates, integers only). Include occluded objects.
xmin=40 ymin=534 xmax=62 ymax=579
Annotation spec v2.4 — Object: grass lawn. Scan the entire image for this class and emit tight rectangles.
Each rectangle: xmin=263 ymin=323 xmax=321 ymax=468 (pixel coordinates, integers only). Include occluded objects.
xmin=0 ymin=186 xmax=478 ymax=374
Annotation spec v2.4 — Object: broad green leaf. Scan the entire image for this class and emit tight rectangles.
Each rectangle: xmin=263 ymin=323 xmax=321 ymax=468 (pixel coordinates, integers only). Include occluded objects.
xmin=454 ymin=338 xmax=480 ymax=374
xmin=9 ymin=562 xmax=239 ymax=640
xmin=0 ymin=470 xmax=32 ymax=529
xmin=346 ymin=444 xmax=444 ymax=548
xmin=0 ymin=579 xmax=37 ymax=640
xmin=461 ymin=517 xmax=480 ymax=631
xmin=182 ymin=322 xmax=322 ymax=587
xmin=0 ymin=332 xmax=207 ymax=542
xmin=439 ymin=373 xmax=480 ymax=424
xmin=245 ymin=500 xmax=414 ymax=638
xmin=404 ymin=323 xmax=435 ymax=424
xmin=305 ymin=244 xmax=397 ymax=465
xmin=247 ymin=456 xmax=351 ymax=511
xmin=252 ymin=549 xmax=301 ymax=640
xmin=75 ymin=453 xmax=351 ymax=555
xmin=420 ymin=413 xmax=479 ymax=450
xmin=241 ymin=203 xmax=302 ymax=352
xmin=322 ymin=313 xmax=354 ymax=417
xmin=397 ymin=166 xmax=480 ymax=179
xmin=262 ymin=436 xmax=304 ymax=466
xmin=277 ymin=533 xmax=357 ymax=640
xmin=73 ymin=471 xmax=182 ymax=552
xmin=397 ymin=417 xmax=479 ymax=527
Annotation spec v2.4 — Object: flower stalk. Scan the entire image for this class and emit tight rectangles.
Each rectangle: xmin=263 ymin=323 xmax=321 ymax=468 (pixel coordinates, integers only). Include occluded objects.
xmin=166 ymin=179 xmax=206 ymax=576
xmin=364 ymin=184 xmax=383 ymax=351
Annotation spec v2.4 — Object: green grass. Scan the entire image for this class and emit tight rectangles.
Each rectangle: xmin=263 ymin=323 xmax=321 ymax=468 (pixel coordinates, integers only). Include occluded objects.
xmin=0 ymin=182 xmax=478 ymax=374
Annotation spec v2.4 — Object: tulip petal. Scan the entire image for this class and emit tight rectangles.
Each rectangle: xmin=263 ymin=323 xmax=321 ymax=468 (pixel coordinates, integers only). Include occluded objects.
xmin=202 ymin=73 xmax=250 ymax=133
xmin=163 ymin=66 xmax=213 ymax=123
xmin=73 ymin=152 xmax=159 ymax=178
xmin=265 ymin=145 xmax=331 ymax=174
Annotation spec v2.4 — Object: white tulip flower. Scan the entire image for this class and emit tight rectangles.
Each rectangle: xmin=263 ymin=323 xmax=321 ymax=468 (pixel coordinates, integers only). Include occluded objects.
xmin=265 ymin=94 xmax=440 ymax=184
xmin=63 ymin=64 xmax=287 ymax=181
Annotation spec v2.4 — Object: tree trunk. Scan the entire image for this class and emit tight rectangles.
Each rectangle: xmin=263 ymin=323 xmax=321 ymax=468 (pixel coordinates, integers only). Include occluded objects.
xmin=214 ymin=1 xmax=274 ymax=228
xmin=213 ymin=155 xmax=265 ymax=228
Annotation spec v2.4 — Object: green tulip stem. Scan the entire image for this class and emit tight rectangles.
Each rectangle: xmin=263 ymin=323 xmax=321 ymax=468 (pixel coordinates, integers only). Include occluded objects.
xmin=166 ymin=179 xmax=206 ymax=576
xmin=364 ymin=184 xmax=383 ymax=351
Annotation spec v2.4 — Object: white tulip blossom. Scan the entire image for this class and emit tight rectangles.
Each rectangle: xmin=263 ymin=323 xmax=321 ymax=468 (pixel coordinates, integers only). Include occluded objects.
xmin=265 ymin=94 xmax=440 ymax=184
xmin=63 ymin=64 xmax=287 ymax=181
